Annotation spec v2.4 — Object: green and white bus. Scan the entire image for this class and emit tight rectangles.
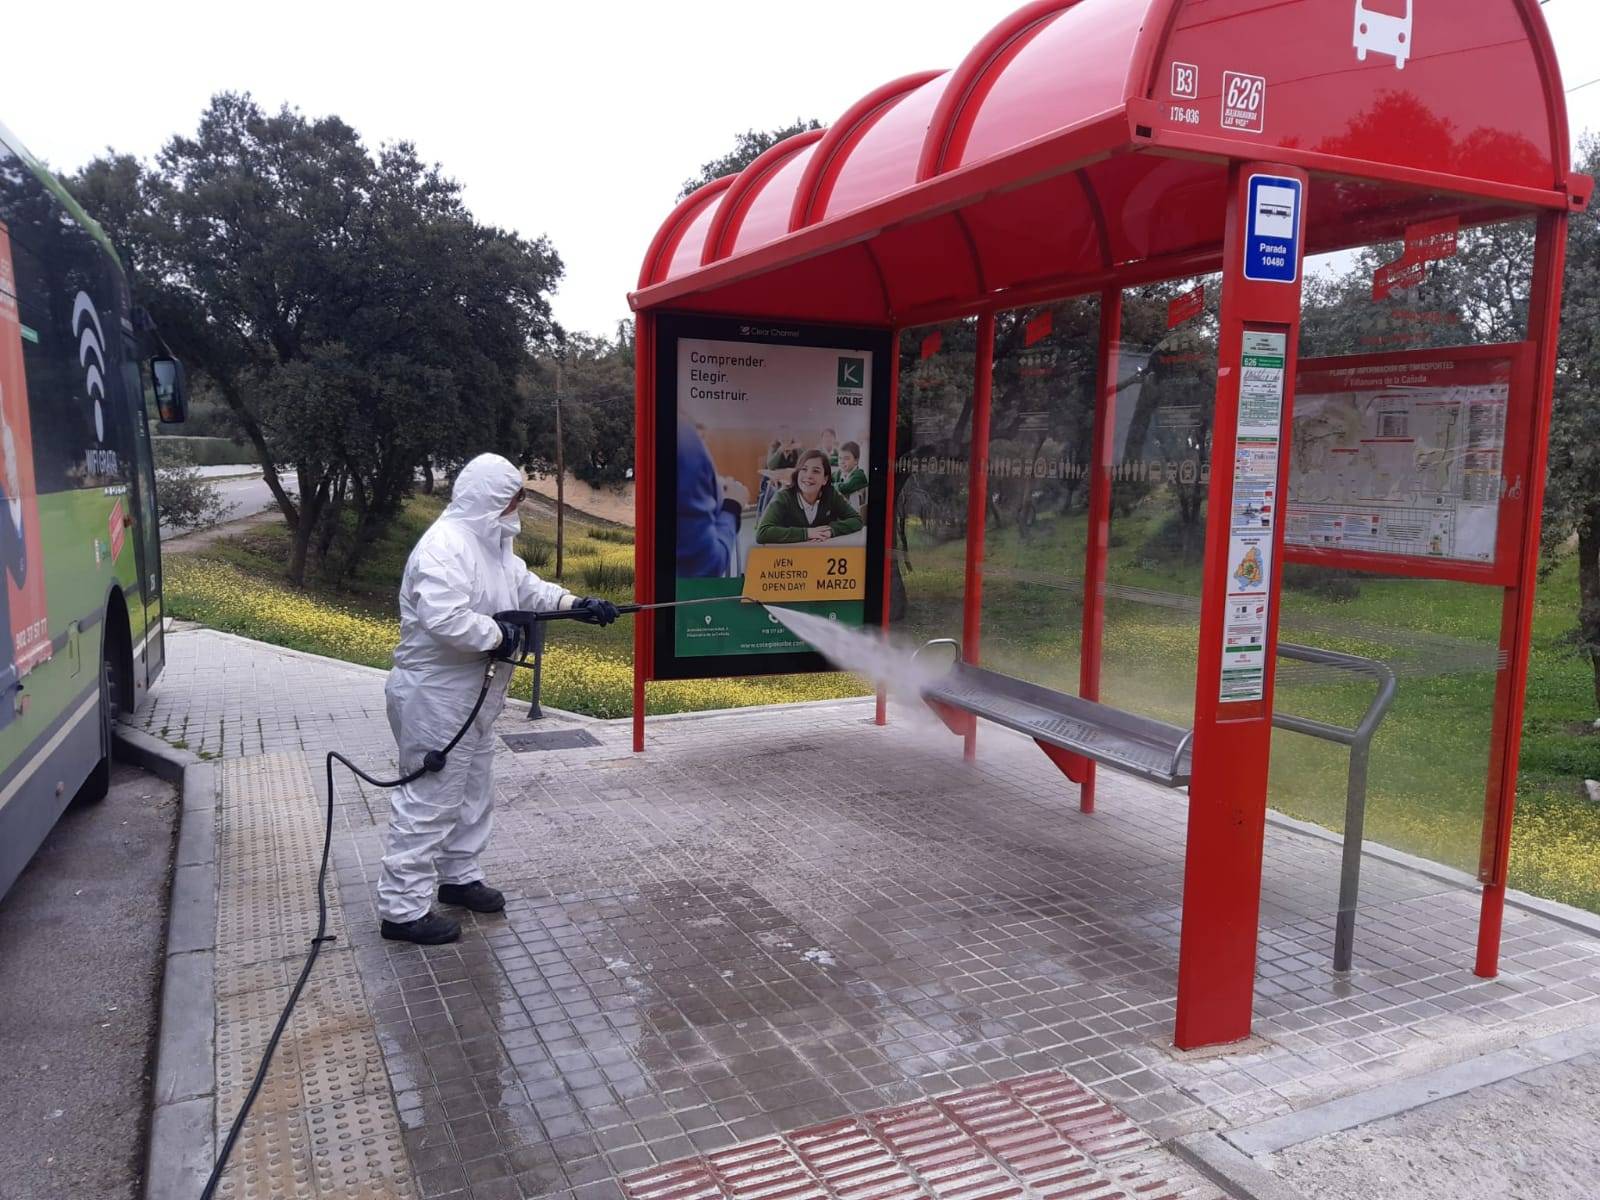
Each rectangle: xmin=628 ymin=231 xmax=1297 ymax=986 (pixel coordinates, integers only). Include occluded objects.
xmin=0 ymin=121 xmax=188 ymax=898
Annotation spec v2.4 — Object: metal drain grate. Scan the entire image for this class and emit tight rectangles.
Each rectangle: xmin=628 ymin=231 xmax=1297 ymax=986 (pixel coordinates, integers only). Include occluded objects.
xmin=500 ymin=728 xmax=602 ymax=752
xmin=621 ymin=1071 xmax=1231 ymax=1200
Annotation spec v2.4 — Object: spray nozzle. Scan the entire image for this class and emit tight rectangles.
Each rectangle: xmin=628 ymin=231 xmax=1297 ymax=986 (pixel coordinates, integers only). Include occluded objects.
xmin=422 ymin=750 xmax=448 ymax=773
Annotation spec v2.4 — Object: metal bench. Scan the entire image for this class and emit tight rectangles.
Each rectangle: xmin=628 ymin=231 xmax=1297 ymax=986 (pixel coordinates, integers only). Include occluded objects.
xmin=916 ymin=638 xmax=1397 ymax=970
xmin=918 ymin=645 xmax=1194 ymax=787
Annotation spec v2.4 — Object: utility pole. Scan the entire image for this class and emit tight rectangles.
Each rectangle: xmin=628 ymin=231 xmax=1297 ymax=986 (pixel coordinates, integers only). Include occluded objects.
xmin=554 ymin=357 xmax=565 ymax=579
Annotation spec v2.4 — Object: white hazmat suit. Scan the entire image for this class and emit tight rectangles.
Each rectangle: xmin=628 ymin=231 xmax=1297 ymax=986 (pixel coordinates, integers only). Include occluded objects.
xmin=376 ymin=454 xmax=573 ymax=924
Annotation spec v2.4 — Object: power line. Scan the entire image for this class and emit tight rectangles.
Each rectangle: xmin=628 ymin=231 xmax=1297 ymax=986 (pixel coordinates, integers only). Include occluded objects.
xmin=1570 ymin=74 xmax=1600 ymax=94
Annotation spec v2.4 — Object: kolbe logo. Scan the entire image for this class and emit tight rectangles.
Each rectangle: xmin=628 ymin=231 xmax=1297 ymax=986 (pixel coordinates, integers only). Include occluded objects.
xmin=835 ymin=356 xmax=866 ymax=407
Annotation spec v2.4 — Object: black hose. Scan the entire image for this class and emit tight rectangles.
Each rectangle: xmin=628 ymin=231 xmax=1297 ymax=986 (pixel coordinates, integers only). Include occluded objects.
xmin=199 ymin=662 xmax=499 ymax=1200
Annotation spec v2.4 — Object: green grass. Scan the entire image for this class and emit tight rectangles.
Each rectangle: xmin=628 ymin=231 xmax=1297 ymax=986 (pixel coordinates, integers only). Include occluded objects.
xmin=575 ymin=557 xmax=634 ymax=593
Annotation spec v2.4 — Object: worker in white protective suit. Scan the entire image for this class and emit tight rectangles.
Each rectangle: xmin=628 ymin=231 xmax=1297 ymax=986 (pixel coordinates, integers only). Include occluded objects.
xmin=377 ymin=453 xmax=618 ymax=944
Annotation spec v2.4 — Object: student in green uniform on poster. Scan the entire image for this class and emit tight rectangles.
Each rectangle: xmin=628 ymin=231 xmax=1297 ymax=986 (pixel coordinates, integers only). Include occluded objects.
xmin=756 ymin=448 xmax=863 ymax=544
xmin=835 ymin=441 xmax=867 ymax=501
xmin=818 ymin=427 xmax=840 ymax=475
xmin=766 ymin=432 xmax=799 ymax=470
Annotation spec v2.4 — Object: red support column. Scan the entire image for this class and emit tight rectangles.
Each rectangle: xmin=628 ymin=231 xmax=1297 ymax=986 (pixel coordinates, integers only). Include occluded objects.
xmin=632 ymin=312 xmax=656 ymax=754
xmin=877 ymin=336 xmax=902 ymax=727
xmin=1175 ymin=163 xmax=1308 ymax=1049
xmin=1077 ymin=289 xmax=1122 ymax=814
xmin=961 ymin=312 xmax=997 ymax=761
xmin=1475 ymin=210 xmax=1570 ymax=977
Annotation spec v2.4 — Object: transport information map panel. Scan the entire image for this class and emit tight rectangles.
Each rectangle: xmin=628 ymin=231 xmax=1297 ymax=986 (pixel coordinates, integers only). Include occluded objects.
xmin=1287 ymin=350 xmax=1520 ymax=567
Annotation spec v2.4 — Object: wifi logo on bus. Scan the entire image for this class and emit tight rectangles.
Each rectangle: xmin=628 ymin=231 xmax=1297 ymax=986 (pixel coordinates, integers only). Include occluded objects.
xmin=72 ymin=291 xmax=106 ymax=443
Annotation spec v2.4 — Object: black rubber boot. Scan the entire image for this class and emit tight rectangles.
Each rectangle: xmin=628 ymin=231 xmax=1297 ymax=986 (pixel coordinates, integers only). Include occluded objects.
xmin=380 ymin=911 xmax=461 ymax=944
xmin=437 ymin=881 xmax=506 ymax=913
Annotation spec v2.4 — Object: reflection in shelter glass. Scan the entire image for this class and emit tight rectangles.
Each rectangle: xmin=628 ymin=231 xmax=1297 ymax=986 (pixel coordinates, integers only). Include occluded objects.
xmin=977 ymin=298 xmax=1101 ymax=688
xmin=1097 ymin=276 xmax=1222 ymax=730
xmin=890 ymin=321 xmax=974 ymax=644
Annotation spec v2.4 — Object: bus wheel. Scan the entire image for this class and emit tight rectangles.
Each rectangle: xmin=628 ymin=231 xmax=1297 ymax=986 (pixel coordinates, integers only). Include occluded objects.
xmin=79 ymin=636 xmax=123 ymax=804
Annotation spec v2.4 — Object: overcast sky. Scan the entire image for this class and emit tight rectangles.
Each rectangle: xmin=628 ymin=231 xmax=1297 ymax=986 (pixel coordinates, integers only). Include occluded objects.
xmin=5 ymin=1 xmax=1597 ymax=338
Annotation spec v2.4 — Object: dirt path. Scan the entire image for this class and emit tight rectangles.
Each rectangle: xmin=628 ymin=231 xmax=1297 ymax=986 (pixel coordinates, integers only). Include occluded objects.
xmin=164 ymin=479 xmax=625 ymax=558
xmin=161 ymin=507 xmax=285 ymax=554
xmin=524 ymin=472 xmax=633 ymax=525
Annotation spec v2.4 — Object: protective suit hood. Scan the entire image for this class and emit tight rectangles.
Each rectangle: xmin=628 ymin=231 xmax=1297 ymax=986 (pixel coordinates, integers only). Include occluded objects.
xmin=443 ymin=454 xmax=525 ymax=545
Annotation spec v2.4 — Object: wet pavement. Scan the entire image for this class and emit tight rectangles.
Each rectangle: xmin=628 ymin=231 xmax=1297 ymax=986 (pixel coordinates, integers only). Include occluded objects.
xmin=337 ymin=704 xmax=1597 ymax=1199
xmin=156 ymin=630 xmax=1600 ymax=1200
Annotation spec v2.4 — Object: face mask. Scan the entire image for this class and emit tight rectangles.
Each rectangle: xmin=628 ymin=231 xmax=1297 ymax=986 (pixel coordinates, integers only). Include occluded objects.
xmin=498 ymin=512 xmax=521 ymax=536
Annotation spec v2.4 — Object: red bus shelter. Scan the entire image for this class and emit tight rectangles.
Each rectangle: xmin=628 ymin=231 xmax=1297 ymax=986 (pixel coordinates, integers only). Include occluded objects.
xmin=629 ymin=0 xmax=1591 ymax=1049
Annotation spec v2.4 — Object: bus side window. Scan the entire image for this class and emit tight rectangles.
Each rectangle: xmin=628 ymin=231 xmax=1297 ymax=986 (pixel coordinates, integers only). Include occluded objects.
xmin=6 ymin=229 xmax=99 ymax=493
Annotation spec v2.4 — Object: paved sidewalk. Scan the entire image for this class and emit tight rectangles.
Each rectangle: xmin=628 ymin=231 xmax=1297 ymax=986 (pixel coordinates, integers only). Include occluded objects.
xmin=147 ymin=628 xmax=1600 ymax=1200
xmin=138 ymin=629 xmax=394 ymax=763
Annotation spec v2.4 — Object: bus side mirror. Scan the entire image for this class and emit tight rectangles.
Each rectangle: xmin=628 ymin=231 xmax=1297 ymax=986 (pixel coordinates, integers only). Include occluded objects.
xmin=150 ymin=356 xmax=188 ymax=424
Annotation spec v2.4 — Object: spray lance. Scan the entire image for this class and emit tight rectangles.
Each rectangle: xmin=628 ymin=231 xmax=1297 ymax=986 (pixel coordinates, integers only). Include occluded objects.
xmin=201 ymin=592 xmax=752 ymax=1199
xmin=490 ymin=594 xmax=748 ymax=664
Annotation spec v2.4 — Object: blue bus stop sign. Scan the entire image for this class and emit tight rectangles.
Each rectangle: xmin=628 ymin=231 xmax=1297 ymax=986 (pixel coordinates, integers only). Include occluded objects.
xmin=1243 ymin=175 xmax=1302 ymax=284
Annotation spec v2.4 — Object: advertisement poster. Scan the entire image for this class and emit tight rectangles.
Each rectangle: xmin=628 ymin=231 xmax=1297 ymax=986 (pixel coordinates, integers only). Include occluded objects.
xmin=655 ymin=316 xmax=890 ymax=680
xmin=0 ymin=223 xmax=50 ymax=700
xmin=1288 ymin=352 xmax=1514 ymax=565
xmin=1220 ymin=331 xmax=1285 ymax=704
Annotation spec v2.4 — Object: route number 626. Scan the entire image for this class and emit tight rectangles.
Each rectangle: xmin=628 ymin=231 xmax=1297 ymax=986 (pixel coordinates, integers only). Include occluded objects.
xmin=1221 ymin=70 xmax=1266 ymax=133
xmin=1226 ymin=73 xmax=1263 ymax=112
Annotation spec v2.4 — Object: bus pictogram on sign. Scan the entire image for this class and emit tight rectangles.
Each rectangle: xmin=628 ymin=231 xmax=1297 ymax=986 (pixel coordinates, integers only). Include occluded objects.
xmin=1353 ymin=0 xmax=1412 ymax=71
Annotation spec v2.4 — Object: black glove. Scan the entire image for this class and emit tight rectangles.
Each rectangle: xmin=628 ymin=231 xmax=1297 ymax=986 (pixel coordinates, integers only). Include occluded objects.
xmin=492 ymin=618 xmax=523 ymax=662
xmin=571 ymin=596 xmax=620 ymax=626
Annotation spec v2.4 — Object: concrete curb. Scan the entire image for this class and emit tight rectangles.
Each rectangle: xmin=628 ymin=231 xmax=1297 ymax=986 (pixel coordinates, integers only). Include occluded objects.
xmin=1172 ymin=1132 xmax=1314 ymax=1200
xmin=167 ymin=624 xmax=595 ymax=727
xmin=1222 ymin=1019 xmax=1600 ymax=1158
xmin=114 ymin=723 xmax=200 ymax=784
xmin=143 ymin=759 xmax=219 ymax=1200
xmin=170 ymin=626 xmax=391 ymax=679
xmin=617 ymin=693 xmax=877 ymax=727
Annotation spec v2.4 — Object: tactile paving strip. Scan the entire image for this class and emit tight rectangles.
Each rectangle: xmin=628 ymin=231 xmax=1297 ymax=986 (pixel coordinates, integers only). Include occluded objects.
xmin=622 ymin=1071 xmax=1229 ymax=1200
xmin=216 ymin=964 xmax=371 ymax=1054
xmin=212 ymin=753 xmax=414 ymax=1199
xmin=215 ymin=1112 xmax=313 ymax=1200
xmin=304 ymin=1096 xmax=416 ymax=1199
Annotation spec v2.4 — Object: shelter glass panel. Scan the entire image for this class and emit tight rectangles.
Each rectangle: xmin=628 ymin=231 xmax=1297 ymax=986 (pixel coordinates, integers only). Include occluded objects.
xmin=1300 ymin=216 xmax=1533 ymax=360
xmin=891 ymin=321 xmax=974 ymax=644
xmin=1098 ymin=275 xmax=1222 ymax=730
xmin=1270 ymin=577 xmax=1500 ymax=883
xmin=977 ymin=298 xmax=1101 ymax=688
xmin=1275 ymin=214 xmax=1547 ymax=892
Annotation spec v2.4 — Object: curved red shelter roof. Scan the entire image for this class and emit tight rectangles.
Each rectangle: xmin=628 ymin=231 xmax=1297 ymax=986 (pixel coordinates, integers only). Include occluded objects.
xmin=634 ymin=0 xmax=1588 ymax=327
